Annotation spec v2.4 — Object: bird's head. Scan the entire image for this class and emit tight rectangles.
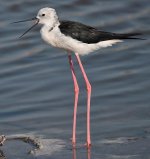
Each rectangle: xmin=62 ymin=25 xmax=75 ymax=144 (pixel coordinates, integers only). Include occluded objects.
xmin=12 ymin=7 xmax=59 ymax=38
xmin=36 ymin=8 xmax=58 ymax=26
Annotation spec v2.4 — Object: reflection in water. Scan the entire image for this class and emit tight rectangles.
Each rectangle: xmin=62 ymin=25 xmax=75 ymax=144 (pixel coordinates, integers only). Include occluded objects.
xmin=87 ymin=149 xmax=91 ymax=159
xmin=72 ymin=148 xmax=76 ymax=159
xmin=0 ymin=149 xmax=6 ymax=159
xmin=72 ymin=148 xmax=91 ymax=159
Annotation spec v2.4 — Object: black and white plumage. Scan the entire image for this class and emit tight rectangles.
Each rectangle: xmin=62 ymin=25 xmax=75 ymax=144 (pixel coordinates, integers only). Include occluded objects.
xmin=59 ymin=20 xmax=141 ymax=44
xmin=33 ymin=8 xmax=141 ymax=55
xmin=15 ymin=7 xmax=143 ymax=148
xmin=16 ymin=7 xmax=142 ymax=55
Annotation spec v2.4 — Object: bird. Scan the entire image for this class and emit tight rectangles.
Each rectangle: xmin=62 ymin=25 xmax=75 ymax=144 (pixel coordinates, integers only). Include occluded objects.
xmin=13 ymin=7 xmax=142 ymax=148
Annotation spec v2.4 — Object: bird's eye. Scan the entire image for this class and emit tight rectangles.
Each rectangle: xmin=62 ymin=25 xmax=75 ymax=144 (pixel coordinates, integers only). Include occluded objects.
xmin=42 ymin=14 xmax=45 ymax=16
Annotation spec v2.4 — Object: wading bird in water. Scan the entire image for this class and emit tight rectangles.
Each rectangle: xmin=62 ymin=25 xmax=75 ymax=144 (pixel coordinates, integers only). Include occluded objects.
xmin=13 ymin=7 xmax=142 ymax=148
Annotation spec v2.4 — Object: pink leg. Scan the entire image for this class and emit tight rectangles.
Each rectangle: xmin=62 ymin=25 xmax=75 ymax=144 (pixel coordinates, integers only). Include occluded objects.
xmin=68 ymin=54 xmax=79 ymax=147
xmin=75 ymin=53 xmax=92 ymax=148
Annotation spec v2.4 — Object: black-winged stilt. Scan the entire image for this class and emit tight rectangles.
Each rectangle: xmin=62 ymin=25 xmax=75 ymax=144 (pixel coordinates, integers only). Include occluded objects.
xmin=13 ymin=7 xmax=142 ymax=148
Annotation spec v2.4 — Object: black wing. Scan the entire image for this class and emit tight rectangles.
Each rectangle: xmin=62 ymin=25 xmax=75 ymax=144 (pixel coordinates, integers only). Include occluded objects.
xmin=59 ymin=21 xmax=142 ymax=44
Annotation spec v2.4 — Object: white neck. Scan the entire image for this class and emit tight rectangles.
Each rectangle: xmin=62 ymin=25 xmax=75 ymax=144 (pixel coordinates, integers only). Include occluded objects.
xmin=41 ymin=20 xmax=59 ymax=33
xmin=44 ymin=13 xmax=60 ymax=28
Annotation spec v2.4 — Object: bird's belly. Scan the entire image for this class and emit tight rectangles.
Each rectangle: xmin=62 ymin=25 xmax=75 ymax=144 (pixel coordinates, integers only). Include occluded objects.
xmin=41 ymin=32 xmax=72 ymax=51
xmin=41 ymin=33 xmax=57 ymax=47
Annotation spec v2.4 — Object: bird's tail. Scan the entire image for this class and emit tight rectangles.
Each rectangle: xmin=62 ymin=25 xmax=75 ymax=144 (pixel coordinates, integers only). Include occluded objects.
xmin=116 ymin=32 xmax=144 ymax=40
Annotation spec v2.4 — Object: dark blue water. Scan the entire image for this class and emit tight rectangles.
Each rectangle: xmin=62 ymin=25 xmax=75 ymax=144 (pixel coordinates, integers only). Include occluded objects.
xmin=0 ymin=0 xmax=150 ymax=158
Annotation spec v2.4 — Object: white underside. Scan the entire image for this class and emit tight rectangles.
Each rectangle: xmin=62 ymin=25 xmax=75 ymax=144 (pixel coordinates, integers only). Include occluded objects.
xmin=41 ymin=25 xmax=123 ymax=55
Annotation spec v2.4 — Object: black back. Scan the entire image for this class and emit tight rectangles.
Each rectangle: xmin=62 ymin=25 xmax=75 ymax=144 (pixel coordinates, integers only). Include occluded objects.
xmin=59 ymin=21 xmax=142 ymax=44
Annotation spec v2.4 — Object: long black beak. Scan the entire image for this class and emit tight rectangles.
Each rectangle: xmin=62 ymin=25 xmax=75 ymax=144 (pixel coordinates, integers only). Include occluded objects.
xmin=12 ymin=17 xmax=39 ymax=38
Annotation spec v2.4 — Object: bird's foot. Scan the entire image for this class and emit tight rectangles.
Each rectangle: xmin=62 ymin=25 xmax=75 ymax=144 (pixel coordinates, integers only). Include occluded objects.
xmin=72 ymin=141 xmax=76 ymax=149
xmin=70 ymin=137 xmax=76 ymax=148
xmin=84 ymin=142 xmax=91 ymax=149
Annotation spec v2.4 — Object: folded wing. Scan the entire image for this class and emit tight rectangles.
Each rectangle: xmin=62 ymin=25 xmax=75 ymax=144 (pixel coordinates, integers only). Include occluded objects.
xmin=59 ymin=21 xmax=142 ymax=44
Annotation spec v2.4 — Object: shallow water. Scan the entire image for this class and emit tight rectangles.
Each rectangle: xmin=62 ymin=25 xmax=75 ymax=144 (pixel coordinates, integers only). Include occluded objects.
xmin=0 ymin=0 xmax=150 ymax=158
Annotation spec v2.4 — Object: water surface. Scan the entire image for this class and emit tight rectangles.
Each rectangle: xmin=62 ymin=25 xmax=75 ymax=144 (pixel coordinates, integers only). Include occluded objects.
xmin=0 ymin=0 xmax=150 ymax=158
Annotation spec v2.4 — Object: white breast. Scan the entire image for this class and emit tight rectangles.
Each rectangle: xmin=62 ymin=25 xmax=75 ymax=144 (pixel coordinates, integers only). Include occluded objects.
xmin=41 ymin=26 xmax=59 ymax=47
